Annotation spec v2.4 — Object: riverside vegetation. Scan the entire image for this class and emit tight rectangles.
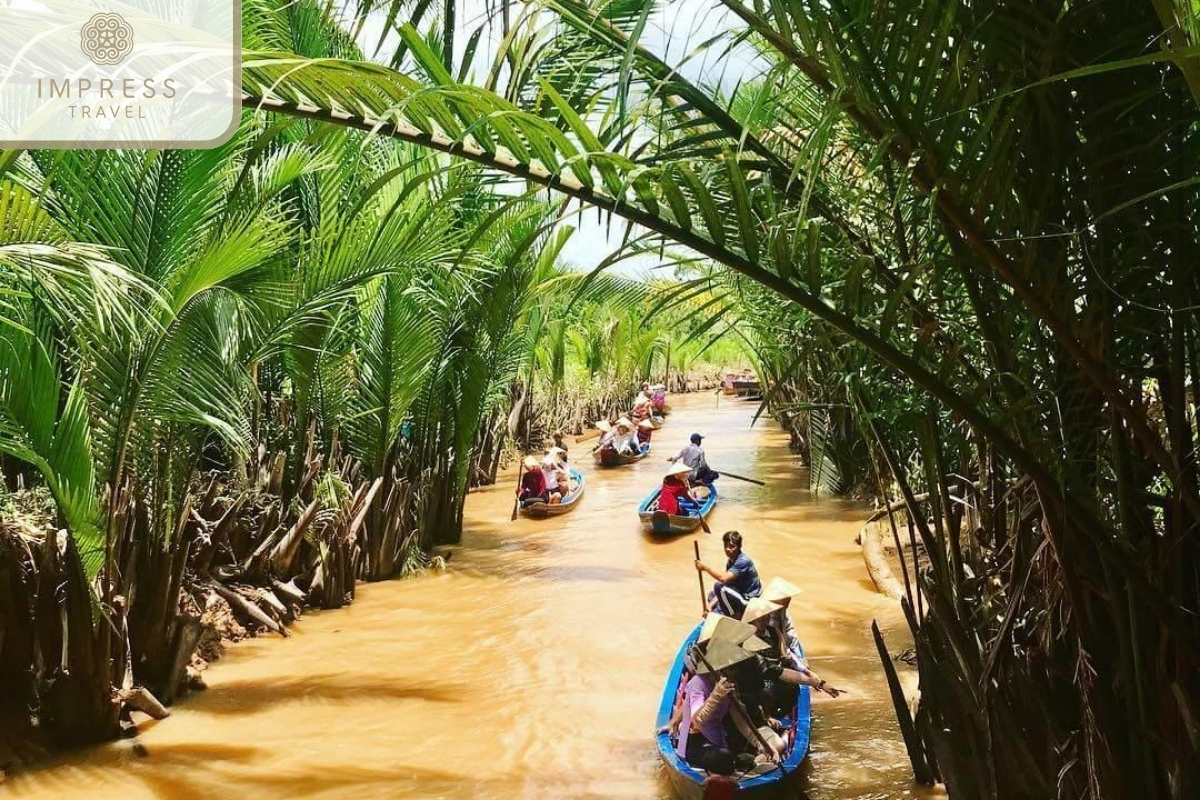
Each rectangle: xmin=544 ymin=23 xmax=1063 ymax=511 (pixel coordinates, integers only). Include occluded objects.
xmin=3 ymin=2 xmax=1198 ymax=799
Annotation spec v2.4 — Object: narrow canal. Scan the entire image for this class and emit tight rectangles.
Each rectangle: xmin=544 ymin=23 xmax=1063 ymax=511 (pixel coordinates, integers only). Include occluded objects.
xmin=7 ymin=393 xmax=934 ymax=799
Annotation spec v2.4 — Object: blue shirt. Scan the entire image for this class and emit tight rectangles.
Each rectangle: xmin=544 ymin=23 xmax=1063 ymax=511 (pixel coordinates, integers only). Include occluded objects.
xmin=725 ymin=552 xmax=761 ymax=599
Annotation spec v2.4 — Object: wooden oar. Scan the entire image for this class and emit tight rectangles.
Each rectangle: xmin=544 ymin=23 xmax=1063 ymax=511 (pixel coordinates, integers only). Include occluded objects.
xmin=694 ymin=540 xmax=706 ymax=614
xmin=718 ymin=471 xmax=766 ymax=487
xmin=510 ymin=463 xmax=525 ymax=521
xmin=574 ymin=428 xmax=601 ymax=443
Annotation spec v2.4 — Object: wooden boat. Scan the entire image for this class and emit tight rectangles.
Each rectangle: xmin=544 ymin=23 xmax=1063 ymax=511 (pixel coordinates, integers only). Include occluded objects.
xmin=638 ymin=484 xmax=718 ymax=535
xmin=520 ymin=469 xmax=585 ymax=518
xmin=593 ymin=442 xmax=651 ymax=467
xmin=732 ymin=379 xmax=762 ymax=397
xmin=655 ymin=623 xmax=811 ymax=799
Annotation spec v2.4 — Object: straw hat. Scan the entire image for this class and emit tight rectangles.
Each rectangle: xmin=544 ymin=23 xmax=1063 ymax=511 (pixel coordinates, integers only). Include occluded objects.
xmin=693 ymin=637 xmax=754 ymax=674
xmin=616 ymin=416 xmax=634 ymax=429
xmin=637 ymin=419 xmax=655 ymax=429
xmin=763 ymin=577 xmax=802 ymax=603
xmin=547 ymin=446 xmax=567 ymax=457
xmin=595 ymin=420 xmax=612 ymax=432
xmin=697 ymin=613 xmax=757 ymax=646
xmin=666 ymin=462 xmax=693 ymax=478
xmin=522 ymin=455 xmax=540 ymax=469
xmin=741 ymin=633 xmax=771 ymax=653
xmin=741 ymin=596 xmax=782 ymax=625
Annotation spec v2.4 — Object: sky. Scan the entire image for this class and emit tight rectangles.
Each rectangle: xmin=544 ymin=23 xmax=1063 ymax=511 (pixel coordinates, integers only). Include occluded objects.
xmin=344 ymin=0 xmax=765 ymax=279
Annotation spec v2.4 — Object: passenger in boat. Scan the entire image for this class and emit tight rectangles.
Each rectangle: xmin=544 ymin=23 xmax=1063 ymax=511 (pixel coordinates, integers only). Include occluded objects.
xmin=731 ymin=598 xmax=791 ymax=759
xmin=674 ymin=626 xmax=775 ymax=774
xmin=669 ymin=433 xmax=719 ymax=487
xmin=659 ymin=462 xmax=702 ymax=516
xmin=541 ymin=448 xmax=569 ymax=503
xmin=762 ymin=577 xmax=842 ymax=697
xmin=552 ymin=431 xmax=569 ymax=462
xmin=651 ymin=384 xmax=667 ymax=412
xmin=518 ymin=456 xmax=549 ymax=505
xmin=635 ymin=381 xmax=653 ymax=407
xmin=696 ymin=531 xmax=762 ymax=617
xmin=736 ymin=596 xmax=842 ymax=738
xmin=637 ymin=418 xmax=655 ymax=444
xmin=595 ymin=420 xmax=616 ymax=451
xmin=612 ymin=417 xmax=641 ymax=455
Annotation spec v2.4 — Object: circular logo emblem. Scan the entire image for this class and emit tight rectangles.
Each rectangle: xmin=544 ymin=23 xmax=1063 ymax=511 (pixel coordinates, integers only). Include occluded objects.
xmin=80 ymin=13 xmax=134 ymax=66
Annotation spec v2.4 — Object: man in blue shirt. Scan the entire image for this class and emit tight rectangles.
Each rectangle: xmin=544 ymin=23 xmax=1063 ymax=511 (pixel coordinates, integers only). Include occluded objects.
xmin=695 ymin=530 xmax=762 ymax=617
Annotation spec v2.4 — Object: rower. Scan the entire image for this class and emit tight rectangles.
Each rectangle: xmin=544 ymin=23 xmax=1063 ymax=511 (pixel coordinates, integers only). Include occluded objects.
xmin=695 ymin=531 xmax=762 ymax=617
xmin=669 ymin=432 xmax=719 ymax=487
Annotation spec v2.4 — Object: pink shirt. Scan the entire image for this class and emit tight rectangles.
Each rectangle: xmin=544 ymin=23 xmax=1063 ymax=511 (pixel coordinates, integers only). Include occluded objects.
xmin=676 ymin=674 xmax=730 ymax=758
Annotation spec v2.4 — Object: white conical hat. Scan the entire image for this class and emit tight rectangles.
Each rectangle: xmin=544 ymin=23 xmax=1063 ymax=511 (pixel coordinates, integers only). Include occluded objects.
xmin=595 ymin=420 xmax=612 ymax=432
xmin=763 ymin=576 xmax=802 ymax=603
xmin=666 ymin=462 xmax=692 ymax=478
xmin=741 ymin=596 xmax=782 ymax=624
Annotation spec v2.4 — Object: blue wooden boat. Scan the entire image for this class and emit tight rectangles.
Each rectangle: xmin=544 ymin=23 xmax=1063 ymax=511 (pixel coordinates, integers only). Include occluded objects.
xmin=655 ymin=623 xmax=811 ymax=799
xmin=637 ymin=484 xmax=718 ymax=536
xmin=520 ymin=469 xmax=584 ymax=518
xmin=594 ymin=441 xmax=651 ymax=467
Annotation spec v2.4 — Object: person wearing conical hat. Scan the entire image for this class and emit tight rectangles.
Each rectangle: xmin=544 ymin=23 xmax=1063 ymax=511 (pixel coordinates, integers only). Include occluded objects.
xmin=671 ymin=620 xmax=779 ymax=775
xmin=611 ymin=417 xmax=641 ymax=456
xmin=658 ymin=461 xmax=701 ymax=517
xmin=635 ymin=418 xmax=655 ymax=444
xmin=517 ymin=455 xmax=549 ymax=505
xmin=760 ymin=577 xmax=841 ymax=698
xmin=541 ymin=447 xmax=569 ymax=503
xmin=594 ymin=419 xmax=617 ymax=451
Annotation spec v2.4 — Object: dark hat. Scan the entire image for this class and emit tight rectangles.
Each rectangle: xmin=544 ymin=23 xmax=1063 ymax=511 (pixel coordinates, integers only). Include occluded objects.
xmin=690 ymin=432 xmax=704 ymax=444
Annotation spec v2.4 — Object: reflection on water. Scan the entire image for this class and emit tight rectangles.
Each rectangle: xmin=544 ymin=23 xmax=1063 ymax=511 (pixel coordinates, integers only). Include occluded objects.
xmin=6 ymin=394 xmax=940 ymax=800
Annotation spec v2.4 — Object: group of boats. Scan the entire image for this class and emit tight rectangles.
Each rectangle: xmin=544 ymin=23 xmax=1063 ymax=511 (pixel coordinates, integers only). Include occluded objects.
xmin=517 ymin=384 xmax=809 ymax=798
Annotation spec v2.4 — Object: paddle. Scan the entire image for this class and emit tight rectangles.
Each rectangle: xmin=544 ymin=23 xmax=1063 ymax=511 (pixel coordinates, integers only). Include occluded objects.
xmin=717 ymin=471 xmax=766 ymax=487
xmin=694 ymin=540 xmax=706 ymax=614
xmin=510 ymin=462 xmax=525 ymax=521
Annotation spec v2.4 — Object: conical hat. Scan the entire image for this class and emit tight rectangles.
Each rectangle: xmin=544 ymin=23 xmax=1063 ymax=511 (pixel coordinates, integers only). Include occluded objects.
xmin=595 ymin=420 xmax=612 ymax=432
xmin=763 ymin=576 xmax=802 ymax=603
xmin=522 ymin=455 xmax=540 ymax=469
xmin=638 ymin=419 xmax=655 ymax=429
xmin=616 ymin=416 xmax=634 ymax=429
xmin=547 ymin=446 xmax=566 ymax=456
xmin=697 ymin=614 xmax=758 ymax=647
xmin=694 ymin=636 xmax=754 ymax=674
xmin=741 ymin=633 xmax=771 ymax=653
xmin=666 ymin=462 xmax=693 ymax=478
xmin=741 ymin=597 xmax=782 ymax=625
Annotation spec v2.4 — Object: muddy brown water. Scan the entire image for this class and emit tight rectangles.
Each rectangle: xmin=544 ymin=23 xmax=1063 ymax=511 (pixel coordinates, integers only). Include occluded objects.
xmin=6 ymin=394 xmax=941 ymax=800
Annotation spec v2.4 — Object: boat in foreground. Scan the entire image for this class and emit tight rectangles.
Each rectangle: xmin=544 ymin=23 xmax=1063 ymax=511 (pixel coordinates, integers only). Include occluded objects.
xmin=637 ymin=484 xmax=718 ymax=535
xmin=520 ymin=469 xmax=585 ymax=518
xmin=655 ymin=623 xmax=811 ymax=799
xmin=594 ymin=442 xmax=651 ymax=467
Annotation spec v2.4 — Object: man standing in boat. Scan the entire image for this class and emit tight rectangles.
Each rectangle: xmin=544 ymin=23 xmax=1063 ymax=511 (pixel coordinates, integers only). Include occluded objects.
xmin=695 ymin=531 xmax=762 ymax=617
xmin=669 ymin=432 xmax=719 ymax=487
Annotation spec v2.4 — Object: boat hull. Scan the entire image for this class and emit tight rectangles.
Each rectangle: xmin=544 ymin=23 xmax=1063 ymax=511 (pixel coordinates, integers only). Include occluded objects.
xmin=521 ymin=469 xmax=584 ymax=518
xmin=637 ymin=485 xmax=718 ymax=535
xmin=594 ymin=442 xmax=651 ymax=467
xmin=656 ymin=623 xmax=811 ymax=798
